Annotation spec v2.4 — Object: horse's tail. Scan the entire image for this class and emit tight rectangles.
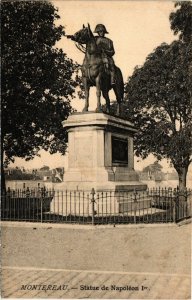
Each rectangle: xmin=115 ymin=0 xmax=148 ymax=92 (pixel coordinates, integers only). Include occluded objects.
xmin=114 ymin=66 xmax=124 ymax=102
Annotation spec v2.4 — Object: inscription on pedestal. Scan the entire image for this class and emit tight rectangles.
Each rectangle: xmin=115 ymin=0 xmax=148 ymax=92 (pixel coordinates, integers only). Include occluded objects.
xmin=112 ymin=136 xmax=128 ymax=165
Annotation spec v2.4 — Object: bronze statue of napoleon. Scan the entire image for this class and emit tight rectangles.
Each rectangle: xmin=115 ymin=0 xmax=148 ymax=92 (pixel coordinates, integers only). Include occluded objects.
xmin=67 ymin=24 xmax=124 ymax=115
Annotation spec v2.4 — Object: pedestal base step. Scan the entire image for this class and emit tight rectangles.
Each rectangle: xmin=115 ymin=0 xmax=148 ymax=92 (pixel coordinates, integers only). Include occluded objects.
xmin=57 ymin=181 xmax=147 ymax=192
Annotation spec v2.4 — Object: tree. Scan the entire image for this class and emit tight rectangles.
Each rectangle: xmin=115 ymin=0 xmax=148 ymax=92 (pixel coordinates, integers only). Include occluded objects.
xmin=124 ymin=2 xmax=192 ymax=188
xmin=169 ymin=1 xmax=192 ymax=43
xmin=2 ymin=1 xmax=79 ymax=190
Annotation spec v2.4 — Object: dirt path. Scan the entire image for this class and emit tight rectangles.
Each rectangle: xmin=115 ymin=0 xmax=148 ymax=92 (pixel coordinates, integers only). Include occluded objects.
xmin=1 ymin=223 xmax=191 ymax=275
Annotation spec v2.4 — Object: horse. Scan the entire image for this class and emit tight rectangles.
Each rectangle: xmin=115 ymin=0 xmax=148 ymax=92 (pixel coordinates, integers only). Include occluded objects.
xmin=69 ymin=24 xmax=124 ymax=115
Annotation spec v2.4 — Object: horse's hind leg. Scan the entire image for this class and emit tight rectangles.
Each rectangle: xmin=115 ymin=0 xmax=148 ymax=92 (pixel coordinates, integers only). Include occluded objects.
xmin=102 ymin=90 xmax=110 ymax=114
xmin=113 ymin=68 xmax=124 ymax=116
xmin=113 ymin=85 xmax=122 ymax=116
xmin=95 ymin=76 xmax=102 ymax=112
xmin=82 ymin=78 xmax=90 ymax=112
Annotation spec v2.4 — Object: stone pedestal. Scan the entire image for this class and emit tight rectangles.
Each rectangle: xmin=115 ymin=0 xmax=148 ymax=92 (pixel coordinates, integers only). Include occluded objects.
xmin=62 ymin=112 xmax=147 ymax=191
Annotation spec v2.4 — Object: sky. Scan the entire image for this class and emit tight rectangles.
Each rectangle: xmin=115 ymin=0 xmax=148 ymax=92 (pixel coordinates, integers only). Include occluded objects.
xmin=10 ymin=0 xmax=180 ymax=172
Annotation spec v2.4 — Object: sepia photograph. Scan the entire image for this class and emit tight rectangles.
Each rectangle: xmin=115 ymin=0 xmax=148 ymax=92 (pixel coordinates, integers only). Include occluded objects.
xmin=1 ymin=0 xmax=192 ymax=299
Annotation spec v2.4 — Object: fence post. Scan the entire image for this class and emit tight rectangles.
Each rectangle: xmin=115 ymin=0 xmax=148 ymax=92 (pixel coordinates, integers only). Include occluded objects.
xmin=173 ymin=188 xmax=179 ymax=223
xmin=26 ymin=187 xmax=30 ymax=198
xmin=172 ymin=199 xmax=176 ymax=223
xmin=91 ymin=188 xmax=95 ymax=226
xmin=133 ymin=189 xmax=138 ymax=224
xmin=40 ymin=197 xmax=43 ymax=223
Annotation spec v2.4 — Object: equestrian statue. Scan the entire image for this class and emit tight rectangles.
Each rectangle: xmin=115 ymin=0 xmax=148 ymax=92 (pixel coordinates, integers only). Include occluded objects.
xmin=66 ymin=24 xmax=124 ymax=115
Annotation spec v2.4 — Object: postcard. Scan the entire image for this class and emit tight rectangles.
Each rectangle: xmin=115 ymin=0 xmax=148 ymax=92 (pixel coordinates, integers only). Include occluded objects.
xmin=1 ymin=0 xmax=191 ymax=299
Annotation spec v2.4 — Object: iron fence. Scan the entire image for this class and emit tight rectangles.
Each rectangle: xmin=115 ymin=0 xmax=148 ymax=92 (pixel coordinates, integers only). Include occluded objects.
xmin=1 ymin=187 xmax=191 ymax=224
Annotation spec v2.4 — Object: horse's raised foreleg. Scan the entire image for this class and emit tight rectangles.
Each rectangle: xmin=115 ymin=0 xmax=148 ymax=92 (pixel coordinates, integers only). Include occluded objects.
xmin=82 ymin=78 xmax=90 ymax=112
xmin=95 ymin=76 xmax=102 ymax=112
xmin=102 ymin=90 xmax=110 ymax=114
